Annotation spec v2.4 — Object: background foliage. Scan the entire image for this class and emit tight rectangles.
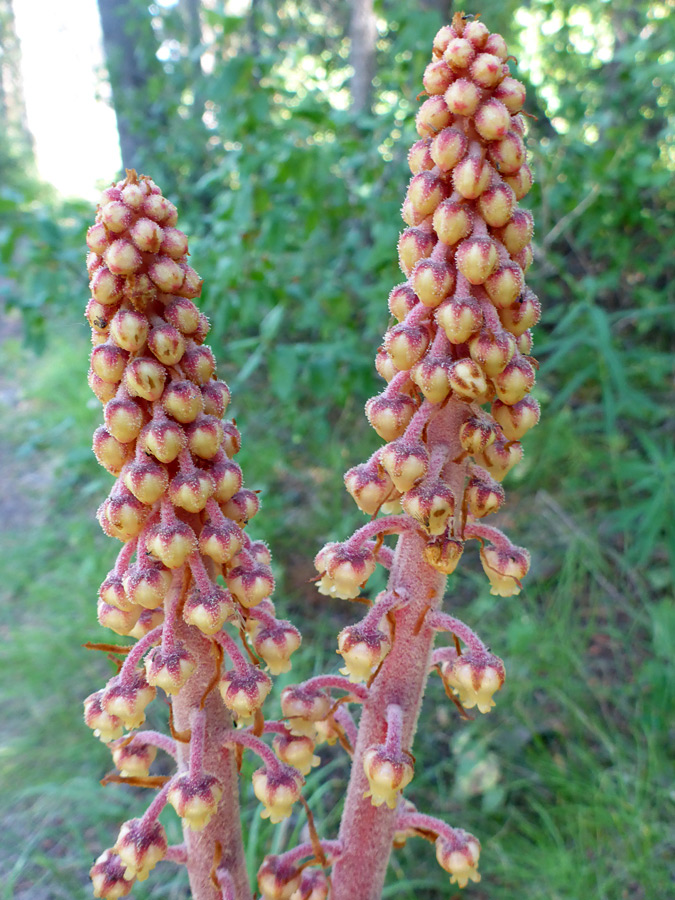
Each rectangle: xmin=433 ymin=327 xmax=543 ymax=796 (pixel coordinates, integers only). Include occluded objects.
xmin=0 ymin=0 xmax=673 ymax=898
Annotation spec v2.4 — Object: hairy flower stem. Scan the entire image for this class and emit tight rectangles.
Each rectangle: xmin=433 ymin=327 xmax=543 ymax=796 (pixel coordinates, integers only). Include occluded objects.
xmin=172 ymin=619 xmax=252 ymax=900
xmin=331 ymin=529 xmax=445 ymax=900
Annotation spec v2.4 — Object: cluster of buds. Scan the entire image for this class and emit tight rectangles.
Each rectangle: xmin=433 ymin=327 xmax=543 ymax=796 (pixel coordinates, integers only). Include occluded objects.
xmin=298 ymin=13 xmax=540 ymax=897
xmin=83 ymin=172 xmax=303 ymax=897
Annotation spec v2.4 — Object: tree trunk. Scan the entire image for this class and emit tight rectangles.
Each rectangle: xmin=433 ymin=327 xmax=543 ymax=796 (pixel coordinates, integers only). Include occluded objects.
xmin=348 ymin=0 xmax=377 ymax=115
xmin=96 ymin=0 xmax=166 ymax=173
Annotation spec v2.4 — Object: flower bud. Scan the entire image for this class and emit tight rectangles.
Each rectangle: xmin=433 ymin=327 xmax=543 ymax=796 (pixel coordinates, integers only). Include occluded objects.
xmin=365 ymin=392 xmax=417 ymax=442
xmin=105 ymin=239 xmax=143 ymax=276
xmin=380 ymin=439 xmax=429 ymax=493
xmin=398 ymin=227 xmax=436 ymax=275
xmin=292 ymin=868 xmax=330 ymax=900
xmin=474 ymin=98 xmax=511 ymax=140
xmin=146 ymin=521 xmax=197 ymax=568
xmin=89 ymin=371 xmax=118 ymax=403
xmin=90 ymin=849 xmax=134 ymax=898
xmin=484 ymin=262 xmax=524 ymax=309
xmin=456 ymin=236 xmax=499 ymax=285
xmin=432 ymin=24 xmax=453 ymax=57
xmin=513 ymin=243 xmax=534 ymax=273
xmin=363 ymin=744 xmax=414 ymax=809
xmin=208 ymin=455 xmax=244 ymax=503
xmin=167 ymin=772 xmax=223 ymax=831
xmin=435 ymin=294 xmax=482 ymax=343
xmin=164 ymin=296 xmax=200 ymax=334
xmin=252 ymin=766 xmax=304 ymax=823
xmin=423 ymin=59 xmax=454 ymax=95
xmin=344 ymin=462 xmax=396 ymax=515
xmin=488 ymin=131 xmax=526 ymax=174
xmin=439 ymin=649 xmax=505 ymax=713
xmin=111 ymin=742 xmax=157 ymax=778
xmin=122 ymin=561 xmax=171 ymax=609
xmin=272 ymin=733 xmax=320 ymax=776
xmin=93 ymin=426 xmax=133 ymax=475
xmin=91 ymin=266 xmax=125 ymax=306
xmin=410 ymin=355 xmax=451 ymax=403
xmin=499 ymin=288 xmax=541 ymax=337
xmin=227 ymin=562 xmax=275 ymax=608
xmin=123 ymin=358 xmax=165 ymax=402
xmin=475 ymin=439 xmax=524 ymax=481
xmin=87 ymin=222 xmax=110 ymax=255
xmin=144 ymin=643 xmax=196 ymax=693
xmin=444 ymin=37 xmax=475 ymax=69
xmin=476 ymin=182 xmax=516 ymax=228
xmin=115 ymin=818 xmax=167 ymax=882
xmin=122 ymin=458 xmax=169 ymax=504
xmin=384 ymin=323 xmax=430 ymax=370
xmin=221 ymin=420 xmax=242 ymax=457
xmin=220 ymin=488 xmax=260 ymax=525
xmin=101 ymin=200 xmax=133 ymax=233
xmin=388 ymin=282 xmax=418 ymax=321
xmin=162 ymin=379 xmax=204 ymax=423
xmin=99 ymin=488 xmax=150 ymax=541
xmin=315 ymin=541 xmax=377 ymax=600
xmin=219 ymin=666 xmax=272 ymax=720
xmin=410 ymin=259 xmax=455 ymax=308
xmin=423 ymin=536 xmax=464 ymax=574
xmin=435 ymin=831 xmax=481 ymax=888
xmin=199 ymin=516 xmax=244 ymax=564
xmin=102 ymin=671 xmax=156 ymax=731
xmin=109 ymin=309 xmax=149 ymax=352
xmin=201 ymin=379 xmax=231 ymax=417
xmin=402 ymin=478 xmax=455 ymax=534
xmin=444 ymin=78 xmax=481 ymax=116
xmin=415 ymin=95 xmax=453 ymax=137
xmin=468 ymin=328 xmax=516 ymax=377
xmin=338 ymin=623 xmax=391 ymax=683
xmin=408 ymin=138 xmax=434 ymax=174
xmin=430 ymin=126 xmax=468 ymax=172
xmin=479 ymin=543 xmax=530 ymax=596
xmin=495 ymin=209 xmax=534 ymax=255
xmin=183 ymin=583 xmax=235 ymax=634
xmin=86 ymin=298 xmax=114 ymax=334
xmin=432 ymin=199 xmax=473 ymax=246
xmin=459 ymin=414 xmax=498 ymax=455
xmin=97 ymin=598 xmax=141 ymax=635
xmin=252 ymin=620 xmax=302 ymax=675
xmin=168 ymin=469 xmax=214 ymax=512
xmin=99 ymin=571 xmax=133 ymax=612
xmin=465 ymin=467 xmax=505 ymax=517
xmin=470 ymin=51 xmax=504 ymax=87
xmin=447 ymin=358 xmax=489 ymax=401
xmin=148 ymin=256 xmax=185 ymax=293
xmin=375 ymin=346 xmax=398 ymax=381
xmin=159 ymin=226 xmax=188 ymax=259
xmin=491 ymin=396 xmax=540 ymax=441
xmin=129 ymin=607 xmax=164 ymax=639
xmin=147 ymin=322 xmax=185 ymax=365
xmin=281 ymin=684 xmax=332 ymax=729
xmin=182 ymin=345 xmax=216 ymax=384
xmin=452 ymin=156 xmax=491 ymax=199
xmin=493 ymin=355 xmax=536 ymax=405
xmin=141 ymin=416 xmax=187 ymax=463
xmin=84 ymin=692 xmax=125 ymax=743
xmin=494 ymin=76 xmax=526 ymax=113
xmin=91 ymin=342 xmax=128 ymax=383
xmin=463 ymin=19 xmax=489 ymax=48
xmin=177 ymin=263 xmax=203 ymax=299
xmin=257 ymin=855 xmax=302 ymax=900
xmin=504 ymin=163 xmax=533 ymax=199
xmin=407 ymin=172 xmax=448 ymax=218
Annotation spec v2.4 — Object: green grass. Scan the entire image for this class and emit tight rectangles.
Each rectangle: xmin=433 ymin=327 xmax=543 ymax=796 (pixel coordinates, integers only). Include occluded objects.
xmin=0 ymin=322 xmax=672 ymax=899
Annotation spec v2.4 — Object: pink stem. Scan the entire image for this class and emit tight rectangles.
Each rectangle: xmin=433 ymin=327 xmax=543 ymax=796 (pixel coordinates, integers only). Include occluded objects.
xmin=345 ymin=516 xmax=419 ymax=548
xmin=188 ymin=551 xmax=216 ymax=595
xmin=161 ymin=567 xmax=187 ymax=653
xmin=276 ymin=840 xmax=343 ymax=867
xmin=221 ymin=730 xmax=280 ymax=771
xmin=376 ymin=545 xmax=395 ymax=569
xmin=142 ymin=780 xmax=173 ymax=824
xmin=464 ymin=522 xmax=513 ymax=549
xmin=394 ymin=810 xmax=460 ymax=845
xmin=299 ymin=675 xmax=369 ymax=702
xmin=383 ymin=704 xmax=404 ymax=753
xmin=165 ymin=844 xmax=188 ymax=865
xmin=113 ymin=539 xmax=137 ymax=575
xmin=383 ymin=370 xmax=413 ymax=397
xmin=172 ymin=619 xmax=252 ymax=900
xmin=427 ymin=611 xmax=487 ymax=653
xmin=215 ymin=867 xmax=236 ymax=900
xmin=330 ymin=527 xmax=446 ymax=900
xmin=125 ymin=730 xmax=177 ymax=759
xmin=334 ymin=706 xmax=358 ymax=749
xmin=118 ymin=626 xmax=162 ymax=680
xmin=189 ymin=709 xmax=207 ymax=779
xmin=213 ymin=630 xmax=250 ymax=672
xmin=360 ymin=590 xmax=404 ymax=630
